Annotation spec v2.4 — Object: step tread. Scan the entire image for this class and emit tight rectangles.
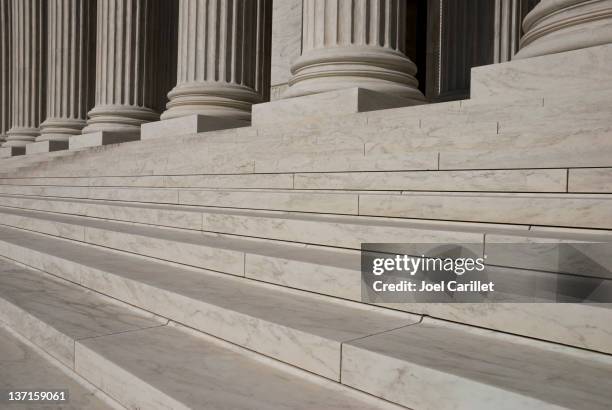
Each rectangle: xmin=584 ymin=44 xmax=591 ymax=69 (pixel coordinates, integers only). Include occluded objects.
xmin=0 ymin=259 xmax=396 ymax=410
xmin=0 ymin=325 xmax=111 ymax=410
xmin=0 ymin=225 xmax=418 ymax=380
xmin=342 ymin=318 xmax=612 ymax=410
xmin=77 ymin=324 xmax=397 ymax=410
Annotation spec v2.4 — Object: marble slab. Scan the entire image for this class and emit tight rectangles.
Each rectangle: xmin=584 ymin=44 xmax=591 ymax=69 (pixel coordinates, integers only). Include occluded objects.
xmin=252 ymin=88 xmax=419 ymax=126
xmin=0 ymin=326 xmax=111 ymax=410
xmin=75 ymin=324 xmax=400 ymax=410
xmin=342 ymin=318 xmax=612 ymax=410
xmin=178 ymin=189 xmax=360 ymax=214
xmin=0 ymin=262 xmax=162 ymax=368
xmin=358 ymin=192 xmax=612 ymax=229
xmin=294 ymin=169 xmax=567 ymax=192
xmin=270 ymin=0 xmax=302 ymax=89
xmin=0 ymin=146 xmax=25 ymax=158
xmin=69 ymin=131 xmax=140 ymax=151
xmin=141 ymin=114 xmax=248 ymax=140
xmin=0 ymin=225 xmax=420 ymax=381
xmin=25 ymin=140 xmax=69 ymax=155
xmin=471 ymin=44 xmax=612 ymax=99
xmin=569 ymin=168 xmax=612 ymax=193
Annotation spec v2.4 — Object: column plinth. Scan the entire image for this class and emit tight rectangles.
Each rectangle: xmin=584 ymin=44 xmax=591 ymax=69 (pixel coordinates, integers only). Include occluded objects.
xmin=516 ymin=0 xmax=612 ymax=59
xmin=82 ymin=0 xmax=173 ymax=136
xmin=0 ymin=0 xmax=10 ymax=144
xmin=284 ymin=0 xmax=424 ymax=102
xmin=39 ymin=0 xmax=95 ymax=142
xmin=161 ymin=0 xmax=272 ymax=121
xmin=4 ymin=0 xmax=46 ymax=147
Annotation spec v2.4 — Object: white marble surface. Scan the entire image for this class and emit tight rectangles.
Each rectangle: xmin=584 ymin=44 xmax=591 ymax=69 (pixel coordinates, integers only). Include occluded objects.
xmin=471 ymin=44 xmax=612 ymax=99
xmin=342 ymin=318 xmax=612 ymax=410
xmin=141 ymin=114 xmax=248 ymax=140
xmin=76 ymin=324 xmax=400 ymax=410
xmin=270 ymin=0 xmax=302 ymax=89
xmin=0 ymin=325 xmax=111 ymax=410
xmin=25 ymin=140 xmax=68 ymax=155
xmin=359 ymin=192 xmax=612 ymax=229
xmin=0 ymin=259 xmax=162 ymax=367
xmin=0 ymin=225 xmax=419 ymax=381
xmin=69 ymin=131 xmax=140 ymax=151
xmin=295 ymin=169 xmax=567 ymax=192
xmin=569 ymin=168 xmax=612 ymax=193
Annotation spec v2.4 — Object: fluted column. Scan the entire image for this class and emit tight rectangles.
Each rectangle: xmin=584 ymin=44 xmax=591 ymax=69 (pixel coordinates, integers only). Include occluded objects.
xmin=39 ymin=0 xmax=96 ymax=142
xmin=5 ymin=0 xmax=46 ymax=147
xmin=161 ymin=0 xmax=272 ymax=121
xmin=516 ymin=0 xmax=612 ymax=59
xmin=284 ymin=0 xmax=424 ymax=102
xmin=83 ymin=0 xmax=172 ymax=135
xmin=0 ymin=0 xmax=10 ymax=144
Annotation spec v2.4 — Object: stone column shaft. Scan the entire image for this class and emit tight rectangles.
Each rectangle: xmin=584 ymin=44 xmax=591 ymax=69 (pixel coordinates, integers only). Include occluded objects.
xmin=162 ymin=0 xmax=272 ymax=121
xmin=5 ymin=0 xmax=46 ymax=147
xmin=0 ymin=0 xmax=10 ymax=144
xmin=83 ymin=0 xmax=175 ymax=135
xmin=39 ymin=0 xmax=96 ymax=142
xmin=284 ymin=0 xmax=424 ymax=102
xmin=516 ymin=0 xmax=612 ymax=59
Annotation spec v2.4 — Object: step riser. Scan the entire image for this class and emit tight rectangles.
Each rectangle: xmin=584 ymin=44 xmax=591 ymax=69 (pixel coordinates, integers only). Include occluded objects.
xmin=0 ymin=238 xmax=360 ymax=381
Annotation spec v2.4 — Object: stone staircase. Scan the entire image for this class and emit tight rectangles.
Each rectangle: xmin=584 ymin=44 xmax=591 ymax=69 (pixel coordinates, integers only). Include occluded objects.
xmin=1 ymin=47 xmax=612 ymax=409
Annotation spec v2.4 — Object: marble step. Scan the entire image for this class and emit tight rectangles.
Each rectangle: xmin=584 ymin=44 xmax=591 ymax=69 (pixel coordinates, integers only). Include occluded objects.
xmin=0 ymin=186 xmax=362 ymax=214
xmin=0 ymin=260 xmax=399 ymax=410
xmin=0 ymin=324 xmax=114 ymax=410
xmin=342 ymin=317 xmax=612 ymax=410
xmin=2 ymin=167 xmax=612 ymax=193
xmin=0 ymin=189 xmax=610 ymax=229
xmin=0 ymin=225 xmax=420 ymax=381
xmin=0 ymin=194 xmax=521 ymax=247
xmin=0 ymin=206 xmax=365 ymax=299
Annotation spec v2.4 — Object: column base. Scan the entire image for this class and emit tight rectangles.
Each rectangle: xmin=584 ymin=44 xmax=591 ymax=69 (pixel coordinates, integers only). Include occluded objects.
xmin=0 ymin=146 xmax=26 ymax=158
xmin=69 ymin=131 xmax=141 ymax=151
xmin=252 ymin=88 xmax=422 ymax=127
xmin=38 ymin=118 xmax=87 ymax=142
xmin=82 ymin=105 xmax=159 ymax=135
xmin=25 ymin=140 xmax=69 ymax=155
xmin=141 ymin=115 xmax=249 ymax=141
xmin=161 ymin=83 xmax=261 ymax=122
xmin=4 ymin=127 xmax=39 ymax=147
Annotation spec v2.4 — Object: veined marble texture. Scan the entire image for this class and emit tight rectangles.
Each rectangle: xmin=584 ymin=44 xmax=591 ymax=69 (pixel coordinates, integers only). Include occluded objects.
xmin=342 ymin=318 xmax=612 ymax=410
xmin=359 ymin=192 xmax=612 ymax=229
xmin=75 ymin=324 xmax=402 ymax=410
xmin=569 ymin=168 xmax=612 ymax=193
xmin=0 ymin=326 xmax=111 ymax=410
xmin=270 ymin=0 xmax=301 ymax=89
xmin=0 ymin=225 xmax=419 ymax=381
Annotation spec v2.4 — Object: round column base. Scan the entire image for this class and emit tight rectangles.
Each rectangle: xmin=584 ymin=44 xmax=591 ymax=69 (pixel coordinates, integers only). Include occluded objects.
xmin=284 ymin=47 xmax=425 ymax=102
xmin=4 ymin=127 xmax=39 ymax=147
xmin=82 ymin=105 xmax=159 ymax=135
xmin=38 ymin=118 xmax=87 ymax=142
xmin=516 ymin=0 xmax=612 ymax=59
xmin=161 ymin=83 xmax=262 ymax=122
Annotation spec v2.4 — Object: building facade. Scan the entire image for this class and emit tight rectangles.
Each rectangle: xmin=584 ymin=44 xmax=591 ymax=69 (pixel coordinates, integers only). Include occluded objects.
xmin=1 ymin=0 xmax=610 ymax=155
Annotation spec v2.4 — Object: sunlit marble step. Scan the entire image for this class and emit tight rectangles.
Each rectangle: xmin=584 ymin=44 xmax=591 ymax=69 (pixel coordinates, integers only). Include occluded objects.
xmin=3 ymin=166 xmax=612 ymax=193
xmin=0 ymin=225 xmax=419 ymax=381
xmin=1 ymin=189 xmax=610 ymax=229
xmin=358 ymin=192 xmax=612 ymax=229
xmin=342 ymin=317 xmax=612 ymax=410
xmin=0 ymin=188 xmax=362 ymax=214
xmin=0 ymin=260 xmax=399 ymax=410
xmin=0 ymin=194 xmax=517 ymax=246
xmin=0 ymin=259 xmax=164 ymax=368
xmin=0 ymin=325 xmax=113 ymax=410
xmin=0 ymin=206 xmax=364 ymax=299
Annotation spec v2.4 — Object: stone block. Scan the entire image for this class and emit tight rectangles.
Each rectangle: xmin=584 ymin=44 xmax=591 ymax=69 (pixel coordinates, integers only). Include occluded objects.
xmin=0 ymin=146 xmax=25 ymax=158
xmin=141 ymin=115 xmax=248 ymax=141
xmin=69 ymin=131 xmax=140 ymax=150
xmin=252 ymin=87 xmax=421 ymax=126
xmin=25 ymin=140 xmax=68 ymax=155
